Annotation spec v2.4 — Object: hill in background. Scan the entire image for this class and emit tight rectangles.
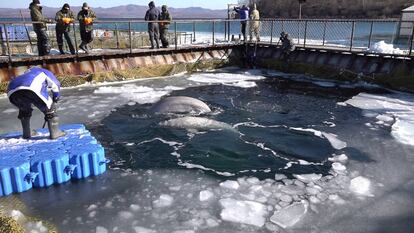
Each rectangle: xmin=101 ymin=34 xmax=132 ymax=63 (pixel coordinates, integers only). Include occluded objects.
xmin=0 ymin=4 xmax=227 ymax=19
xmin=257 ymin=0 xmax=414 ymax=18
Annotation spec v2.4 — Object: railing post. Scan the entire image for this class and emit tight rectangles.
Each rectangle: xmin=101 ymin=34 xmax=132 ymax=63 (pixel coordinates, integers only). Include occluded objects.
xmin=193 ymin=21 xmax=196 ymax=42
xmin=322 ymin=21 xmax=327 ymax=46
xmin=115 ymin=23 xmax=120 ymax=49
xmin=350 ymin=21 xmax=355 ymax=52
xmin=72 ymin=23 xmax=78 ymax=55
xmin=409 ymin=22 xmax=414 ymax=56
xmin=270 ymin=20 xmax=274 ymax=44
xmin=303 ymin=20 xmax=308 ymax=47
xmin=174 ymin=21 xmax=177 ymax=50
xmin=281 ymin=20 xmax=285 ymax=32
xmin=128 ymin=22 xmax=132 ymax=53
xmin=368 ymin=21 xmax=374 ymax=49
xmin=212 ymin=21 xmax=215 ymax=45
xmin=3 ymin=24 xmax=12 ymax=63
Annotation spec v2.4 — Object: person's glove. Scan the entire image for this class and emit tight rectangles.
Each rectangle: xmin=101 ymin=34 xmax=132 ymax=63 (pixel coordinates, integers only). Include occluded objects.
xmin=62 ymin=18 xmax=72 ymax=24
xmin=53 ymin=96 xmax=60 ymax=103
xmin=84 ymin=18 xmax=93 ymax=25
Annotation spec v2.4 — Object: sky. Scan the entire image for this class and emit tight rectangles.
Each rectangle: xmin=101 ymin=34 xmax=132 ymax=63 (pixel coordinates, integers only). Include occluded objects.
xmin=0 ymin=0 xmax=239 ymax=9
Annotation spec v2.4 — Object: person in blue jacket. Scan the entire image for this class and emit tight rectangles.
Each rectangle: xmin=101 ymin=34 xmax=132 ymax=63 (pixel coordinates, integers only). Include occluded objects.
xmin=234 ymin=5 xmax=249 ymax=41
xmin=7 ymin=67 xmax=66 ymax=139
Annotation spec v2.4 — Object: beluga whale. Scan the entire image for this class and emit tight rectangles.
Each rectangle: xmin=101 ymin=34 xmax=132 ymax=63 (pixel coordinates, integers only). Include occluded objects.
xmin=159 ymin=116 xmax=237 ymax=133
xmin=150 ymin=96 xmax=212 ymax=115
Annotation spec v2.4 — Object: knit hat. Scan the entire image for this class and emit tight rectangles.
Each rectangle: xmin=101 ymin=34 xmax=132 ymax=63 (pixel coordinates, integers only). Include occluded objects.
xmin=63 ymin=3 xmax=70 ymax=9
xmin=82 ymin=2 xmax=89 ymax=10
xmin=33 ymin=0 xmax=40 ymax=4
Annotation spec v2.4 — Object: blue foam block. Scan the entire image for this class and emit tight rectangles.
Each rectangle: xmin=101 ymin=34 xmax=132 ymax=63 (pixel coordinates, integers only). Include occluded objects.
xmin=68 ymin=144 xmax=107 ymax=179
xmin=0 ymin=150 xmax=33 ymax=196
xmin=0 ymin=124 xmax=107 ymax=197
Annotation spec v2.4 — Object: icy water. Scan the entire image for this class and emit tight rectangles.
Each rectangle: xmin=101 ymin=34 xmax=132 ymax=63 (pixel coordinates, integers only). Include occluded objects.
xmin=96 ymin=75 xmax=353 ymax=178
xmin=1 ymin=69 xmax=414 ymax=233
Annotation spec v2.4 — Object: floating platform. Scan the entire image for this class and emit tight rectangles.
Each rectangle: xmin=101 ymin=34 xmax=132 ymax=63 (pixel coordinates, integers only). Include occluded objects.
xmin=0 ymin=124 xmax=108 ymax=197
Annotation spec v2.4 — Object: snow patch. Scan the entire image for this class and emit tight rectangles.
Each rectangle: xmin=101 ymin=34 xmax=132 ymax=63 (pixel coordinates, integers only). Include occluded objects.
xmin=368 ymin=41 xmax=404 ymax=55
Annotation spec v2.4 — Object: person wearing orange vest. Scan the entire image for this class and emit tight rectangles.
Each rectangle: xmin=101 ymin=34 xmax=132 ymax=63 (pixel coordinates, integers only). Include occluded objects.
xmin=55 ymin=3 xmax=75 ymax=55
xmin=77 ymin=2 xmax=96 ymax=53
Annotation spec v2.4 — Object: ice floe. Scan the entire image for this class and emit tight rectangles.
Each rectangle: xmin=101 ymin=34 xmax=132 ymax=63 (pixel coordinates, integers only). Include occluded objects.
xmin=219 ymin=198 xmax=267 ymax=227
xmin=270 ymin=201 xmax=308 ymax=228
xmin=346 ymin=93 xmax=414 ymax=145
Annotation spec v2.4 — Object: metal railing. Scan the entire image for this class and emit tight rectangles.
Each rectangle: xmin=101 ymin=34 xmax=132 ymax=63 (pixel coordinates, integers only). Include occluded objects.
xmin=1 ymin=18 xmax=414 ymax=63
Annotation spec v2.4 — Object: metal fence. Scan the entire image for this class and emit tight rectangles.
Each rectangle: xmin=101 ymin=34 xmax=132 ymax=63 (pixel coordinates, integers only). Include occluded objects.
xmin=1 ymin=18 xmax=413 ymax=62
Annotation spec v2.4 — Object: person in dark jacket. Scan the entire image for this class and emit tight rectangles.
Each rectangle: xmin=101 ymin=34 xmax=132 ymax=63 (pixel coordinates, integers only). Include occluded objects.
xmin=55 ymin=3 xmax=75 ymax=55
xmin=145 ymin=1 xmax=160 ymax=49
xmin=159 ymin=5 xmax=171 ymax=48
xmin=29 ymin=0 xmax=52 ymax=56
xmin=7 ymin=67 xmax=65 ymax=140
xmin=280 ymin=32 xmax=295 ymax=62
xmin=234 ymin=5 xmax=249 ymax=41
xmin=77 ymin=2 xmax=96 ymax=53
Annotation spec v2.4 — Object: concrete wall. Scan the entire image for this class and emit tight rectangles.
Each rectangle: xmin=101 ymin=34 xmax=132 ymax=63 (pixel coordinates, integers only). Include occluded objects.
xmin=0 ymin=46 xmax=234 ymax=83
xmin=249 ymin=44 xmax=414 ymax=92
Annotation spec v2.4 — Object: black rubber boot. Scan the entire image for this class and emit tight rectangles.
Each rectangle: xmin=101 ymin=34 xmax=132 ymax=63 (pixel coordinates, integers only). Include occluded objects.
xmin=20 ymin=117 xmax=31 ymax=139
xmin=47 ymin=116 xmax=66 ymax=139
xmin=58 ymin=44 xmax=65 ymax=55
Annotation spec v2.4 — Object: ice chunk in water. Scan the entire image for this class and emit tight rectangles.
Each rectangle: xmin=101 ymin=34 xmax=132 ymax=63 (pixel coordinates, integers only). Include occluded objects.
xmin=332 ymin=162 xmax=347 ymax=172
xmin=96 ymin=226 xmax=108 ymax=233
xmin=118 ymin=211 xmax=134 ymax=220
xmin=219 ymin=180 xmax=240 ymax=190
xmin=328 ymin=154 xmax=348 ymax=162
xmin=219 ymin=198 xmax=267 ymax=227
xmin=133 ymin=226 xmax=157 ymax=233
xmin=322 ymin=133 xmax=347 ymax=150
xmin=293 ymin=174 xmax=322 ymax=183
xmin=199 ymin=190 xmax=214 ymax=201
xmin=270 ymin=201 xmax=308 ymax=228
xmin=153 ymin=194 xmax=174 ymax=208
xmin=349 ymin=176 xmax=372 ymax=196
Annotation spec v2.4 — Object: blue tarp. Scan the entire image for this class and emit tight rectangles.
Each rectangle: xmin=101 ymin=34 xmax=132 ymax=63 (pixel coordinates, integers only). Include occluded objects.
xmin=0 ymin=25 xmax=29 ymax=41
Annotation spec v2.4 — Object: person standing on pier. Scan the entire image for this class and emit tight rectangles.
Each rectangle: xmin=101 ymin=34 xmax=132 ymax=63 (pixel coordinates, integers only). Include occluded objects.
xmin=249 ymin=4 xmax=260 ymax=42
xmin=77 ymin=3 xmax=96 ymax=53
xmin=145 ymin=1 xmax=161 ymax=49
xmin=55 ymin=3 xmax=76 ymax=55
xmin=159 ymin=5 xmax=171 ymax=48
xmin=29 ymin=0 xmax=52 ymax=56
xmin=234 ymin=5 xmax=249 ymax=41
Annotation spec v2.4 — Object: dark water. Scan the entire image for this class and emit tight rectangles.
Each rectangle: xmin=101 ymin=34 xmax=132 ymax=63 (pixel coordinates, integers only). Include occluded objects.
xmin=90 ymin=76 xmax=386 ymax=179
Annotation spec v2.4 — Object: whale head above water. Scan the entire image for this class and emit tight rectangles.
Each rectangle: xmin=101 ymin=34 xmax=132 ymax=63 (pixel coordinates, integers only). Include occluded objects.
xmin=150 ymin=96 xmax=212 ymax=115
xmin=159 ymin=116 xmax=237 ymax=132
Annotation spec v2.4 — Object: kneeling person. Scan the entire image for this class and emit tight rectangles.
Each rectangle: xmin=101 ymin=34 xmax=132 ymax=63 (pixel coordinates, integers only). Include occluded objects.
xmin=7 ymin=67 xmax=66 ymax=139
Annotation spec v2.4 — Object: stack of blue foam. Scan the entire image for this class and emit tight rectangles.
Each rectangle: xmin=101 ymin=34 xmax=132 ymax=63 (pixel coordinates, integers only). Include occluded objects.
xmin=0 ymin=124 xmax=108 ymax=197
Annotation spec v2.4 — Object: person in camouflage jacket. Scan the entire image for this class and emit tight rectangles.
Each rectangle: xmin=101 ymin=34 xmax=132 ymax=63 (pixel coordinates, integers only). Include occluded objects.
xmin=55 ymin=3 xmax=75 ymax=55
xmin=29 ymin=0 xmax=52 ymax=56
xmin=159 ymin=5 xmax=171 ymax=48
xmin=77 ymin=2 xmax=96 ymax=53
